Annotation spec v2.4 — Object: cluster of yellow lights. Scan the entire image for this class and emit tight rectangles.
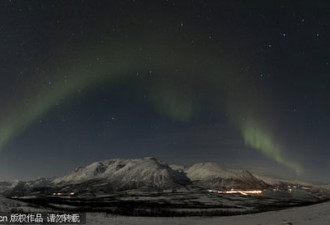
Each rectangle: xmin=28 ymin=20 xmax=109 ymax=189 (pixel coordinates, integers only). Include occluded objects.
xmin=52 ymin=192 xmax=75 ymax=196
xmin=207 ymin=189 xmax=262 ymax=196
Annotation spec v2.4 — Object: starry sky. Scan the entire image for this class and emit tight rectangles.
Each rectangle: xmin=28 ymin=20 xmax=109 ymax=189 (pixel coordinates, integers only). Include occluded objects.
xmin=0 ymin=0 xmax=329 ymax=182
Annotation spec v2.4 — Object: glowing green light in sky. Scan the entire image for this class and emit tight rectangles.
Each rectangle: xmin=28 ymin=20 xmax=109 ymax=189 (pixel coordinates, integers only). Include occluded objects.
xmin=240 ymin=119 xmax=302 ymax=174
xmin=226 ymin=77 xmax=303 ymax=174
xmin=0 ymin=32 xmax=203 ymax=150
xmin=0 ymin=28 xmax=303 ymax=175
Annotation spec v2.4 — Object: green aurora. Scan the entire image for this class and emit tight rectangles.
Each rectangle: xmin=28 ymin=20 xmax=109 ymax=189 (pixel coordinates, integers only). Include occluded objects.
xmin=0 ymin=29 xmax=302 ymax=174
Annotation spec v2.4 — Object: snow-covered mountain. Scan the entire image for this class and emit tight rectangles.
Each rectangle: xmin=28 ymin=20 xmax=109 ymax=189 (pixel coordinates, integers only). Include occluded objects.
xmin=3 ymin=159 xmax=270 ymax=197
xmin=0 ymin=181 xmax=12 ymax=193
xmin=3 ymin=178 xmax=52 ymax=197
xmin=184 ymin=162 xmax=269 ymax=190
xmin=51 ymin=157 xmax=190 ymax=193
xmin=3 ymin=157 xmax=329 ymax=198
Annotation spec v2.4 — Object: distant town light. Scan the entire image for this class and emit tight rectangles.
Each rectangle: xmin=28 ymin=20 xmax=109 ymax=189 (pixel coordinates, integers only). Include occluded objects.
xmin=208 ymin=189 xmax=262 ymax=196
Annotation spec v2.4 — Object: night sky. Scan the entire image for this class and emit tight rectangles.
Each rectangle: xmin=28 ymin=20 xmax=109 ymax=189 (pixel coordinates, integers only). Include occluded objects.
xmin=0 ymin=0 xmax=329 ymax=183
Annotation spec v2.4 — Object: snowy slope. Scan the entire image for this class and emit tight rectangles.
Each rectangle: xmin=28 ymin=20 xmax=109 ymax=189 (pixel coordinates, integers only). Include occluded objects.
xmin=4 ymin=157 xmax=329 ymax=197
xmin=255 ymin=174 xmax=315 ymax=186
xmin=3 ymin=178 xmax=52 ymax=197
xmin=185 ymin=162 xmax=269 ymax=190
xmin=86 ymin=200 xmax=330 ymax=225
xmin=186 ymin=162 xmax=242 ymax=180
xmin=0 ymin=181 xmax=12 ymax=193
xmin=52 ymin=157 xmax=190 ymax=191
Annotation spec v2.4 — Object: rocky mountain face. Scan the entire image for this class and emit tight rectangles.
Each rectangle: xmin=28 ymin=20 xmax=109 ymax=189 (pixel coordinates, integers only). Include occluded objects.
xmin=2 ymin=157 xmax=328 ymax=198
xmin=4 ymin=157 xmax=191 ymax=196
xmin=183 ymin=162 xmax=269 ymax=190
xmin=2 ymin=178 xmax=52 ymax=197
xmin=51 ymin=157 xmax=190 ymax=193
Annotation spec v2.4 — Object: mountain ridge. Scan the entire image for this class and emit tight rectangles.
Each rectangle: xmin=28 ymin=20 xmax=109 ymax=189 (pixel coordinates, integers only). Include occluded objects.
xmin=2 ymin=157 xmax=329 ymax=198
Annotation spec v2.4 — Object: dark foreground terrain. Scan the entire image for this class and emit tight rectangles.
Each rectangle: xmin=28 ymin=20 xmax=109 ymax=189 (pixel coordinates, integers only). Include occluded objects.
xmin=10 ymin=189 xmax=324 ymax=217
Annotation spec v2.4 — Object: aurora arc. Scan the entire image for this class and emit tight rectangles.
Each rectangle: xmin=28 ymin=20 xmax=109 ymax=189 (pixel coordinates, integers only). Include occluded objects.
xmin=0 ymin=32 xmax=209 ymax=150
xmin=0 ymin=30 xmax=302 ymax=174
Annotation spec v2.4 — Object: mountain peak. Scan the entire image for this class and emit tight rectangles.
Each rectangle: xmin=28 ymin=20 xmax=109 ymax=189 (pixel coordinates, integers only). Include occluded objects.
xmin=52 ymin=157 xmax=190 ymax=191
xmin=186 ymin=162 xmax=268 ymax=190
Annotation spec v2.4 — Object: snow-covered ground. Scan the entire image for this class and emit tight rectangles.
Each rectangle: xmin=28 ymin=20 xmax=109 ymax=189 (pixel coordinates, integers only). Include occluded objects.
xmin=0 ymin=196 xmax=329 ymax=224
xmin=86 ymin=201 xmax=330 ymax=225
